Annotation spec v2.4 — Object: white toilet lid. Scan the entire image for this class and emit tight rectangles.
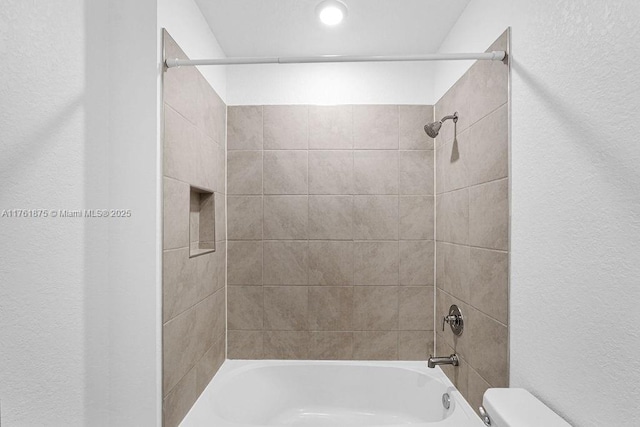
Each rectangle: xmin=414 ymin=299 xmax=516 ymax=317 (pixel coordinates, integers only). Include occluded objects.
xmin=483 ymin=388 xmax=572 ymax=427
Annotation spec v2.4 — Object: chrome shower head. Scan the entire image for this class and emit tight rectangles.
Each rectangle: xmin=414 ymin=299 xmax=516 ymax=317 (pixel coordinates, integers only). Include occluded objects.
xmin=424 ymin=121 xmax=442 ymax=138
xmin=424 ymin=112 xmax=458 ymax=139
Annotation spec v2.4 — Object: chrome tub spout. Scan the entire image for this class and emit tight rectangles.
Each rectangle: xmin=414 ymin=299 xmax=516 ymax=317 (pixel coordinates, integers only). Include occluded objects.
xmin=427 ymin=354 xmax=459 ymax=369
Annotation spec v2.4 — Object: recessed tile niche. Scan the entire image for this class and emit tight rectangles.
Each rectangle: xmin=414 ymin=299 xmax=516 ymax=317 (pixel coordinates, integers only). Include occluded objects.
xmin=189 ymin=186 xmax=216 ymax=257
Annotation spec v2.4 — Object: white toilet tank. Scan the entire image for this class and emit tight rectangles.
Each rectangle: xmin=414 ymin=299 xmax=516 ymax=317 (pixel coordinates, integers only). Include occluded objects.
xmin=482 ymin=388 xmax=572 ymax=427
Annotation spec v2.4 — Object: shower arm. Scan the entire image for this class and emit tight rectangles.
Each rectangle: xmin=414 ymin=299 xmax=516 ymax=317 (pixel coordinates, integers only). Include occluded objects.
xmin=440 ymin=113 xmax=459 ymax=124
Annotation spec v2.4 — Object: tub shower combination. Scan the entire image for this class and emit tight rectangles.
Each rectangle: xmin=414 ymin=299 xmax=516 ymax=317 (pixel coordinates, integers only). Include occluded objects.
xmin=174 ymin=107 xmax=481 ymax=426
xmin=162 ymin=27 xmax=567 ymax=427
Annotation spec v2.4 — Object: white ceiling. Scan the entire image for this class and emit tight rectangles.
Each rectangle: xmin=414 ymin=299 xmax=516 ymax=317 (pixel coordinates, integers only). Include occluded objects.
xmin=194 ymin=0 xmax=471 ymax=57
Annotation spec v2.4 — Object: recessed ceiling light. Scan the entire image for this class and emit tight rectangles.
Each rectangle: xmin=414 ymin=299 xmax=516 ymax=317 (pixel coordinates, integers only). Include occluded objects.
xmin=316 ymin=0 xmax=348 ymax=26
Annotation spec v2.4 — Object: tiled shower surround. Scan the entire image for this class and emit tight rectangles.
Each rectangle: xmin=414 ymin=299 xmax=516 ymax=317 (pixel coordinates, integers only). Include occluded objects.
xmin=162 ymin=32 xmax=226 ymax=427
xmin=162 ymin=29 xmax=509 ymax=426
xmin=226 ymin=104 xmax=436 ymax=360
xmin=435 ymin=30 xmax=510 ymax=411
xmin=224 ymin=31 xmax=510 ymax=412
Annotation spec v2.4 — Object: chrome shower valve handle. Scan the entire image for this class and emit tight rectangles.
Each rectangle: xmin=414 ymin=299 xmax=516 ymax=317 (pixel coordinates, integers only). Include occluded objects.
xmin=442 ymin=314 xmax=459 ymax=331
xmin=442 ymin=304 xmax=464 ymax=336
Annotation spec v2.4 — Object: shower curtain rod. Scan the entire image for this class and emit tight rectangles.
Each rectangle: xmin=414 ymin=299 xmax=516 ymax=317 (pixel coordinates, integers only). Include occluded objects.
xmin=165 ymin=51 xmax=506 ymax=68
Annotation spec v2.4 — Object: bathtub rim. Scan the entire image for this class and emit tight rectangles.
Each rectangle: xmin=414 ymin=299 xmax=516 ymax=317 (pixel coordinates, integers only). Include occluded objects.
xmin=180 ymin=359 xmax=484 ymax=427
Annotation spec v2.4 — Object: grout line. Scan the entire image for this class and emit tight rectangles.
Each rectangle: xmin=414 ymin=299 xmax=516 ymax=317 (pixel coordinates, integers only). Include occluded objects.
xmin=435 ymin=176 xmax=509 ymax=197
xmin=223 ymin=103 xmax=228 ymax=360
xmin=396 ymin=107 xmax=401 ymax=359
xmin=243 ymin=327 xmax=434 ymax=333
xmin=306 ymin=106 xmax=311 ymax=333
xmin=260 ymin=105 xmax=265 ymax=358
xmin=432 ymin=100 xmax=438 ymax=355
xmin=434 ymin=240 xmax=508 ymax=254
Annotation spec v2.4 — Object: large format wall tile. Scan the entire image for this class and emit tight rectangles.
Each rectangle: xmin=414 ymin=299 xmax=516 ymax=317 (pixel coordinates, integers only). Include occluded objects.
xmin=354 ymin=241 xmax=399 ymax=286
xmin=227 ymin=151 xmax=262 ymax=195
xmin=468 ymin=104 xmax=508 ymax=186
xmin=436 ymin=130 xmax=470 ymax=194
xmin=227 ymin=241 xmax=262 ymax=285
xmin=467 ymin=35 xmax=509 ymax=127
xmin=469 ymin=179 xmax=509 ymax=250
xmin=308 ymin=287 xmax=353 ymax=331
xmin=399 ymin=241 xmax=434 ymax=286
xmin=228 ymin=286 xmax=263 ymax=330
xmin=163 ymin=177 xmax=190 ymax=250
xmin=264 ymin=106 xmax=308 ymax=150
xmin=399 ymin=150 xmax=434 ymax=195
xmin=162 ymin=31 xmax=226 ymax=427
xmin=353 ymin=105 xmax=399 ymax=149
xmin=309 ymin=332 xmax=354 ymax=360
xmin=468 ymin=248 xmax=508 ymax=324
xmin=194 ymin=248 xmax=219 ymax=299
xmin=399 ymin=287 xmax=434 ymax=330
xmin=227 ymin=196 xmax=262 ymax=240
xmin=353 ymin=286 xmax=399 ymax=330
xmin=465 ymin=307 xmax=508 ymax=388
xmin=434 ymin=30 xmax=509 ymax=413
xmin=264 ymin=331 xmax=310 ymax=359
xmin=399 ymin=105 xmax=434 ymax=150
xmin=228 ymin=106 xmax=263 ymax=150
xmin=309 ymin=150 xmax=354 ymax=195
xmin=399 ymin=196 xmax=434 ymax=240
xmin=214 ymin=192 xmax=226 ymax=243
xmin=163 ymin=368 xmax=196 ymax=427
xmin=194 ymin=131 xmax=218 ymax=191
xmin=309 ymin=105 xmax=353 ymax=149
xmin=308 ymin=196 xmax=353 ymax=240
xmin=264 ymin=286 xmax=309 ymax=330
xmin=353 ymin=331 xmax=398 ymax=360
xmin=399 ymin=331 xmax=434 ymax=360
xmin=163 ymin=248 xmax=196 ymax=322
xmin=164 ymin=106 xmax=196 ymax=184
xmin=434 ymin=73 xmax=471 ymax=146
xmin=353 ymin=196 xmax=399 ymax=240
xmin=263 ymin=241 xmax=308 ymax=285
xmin=466 ymin=367 xmax=492 ymax=416
xmin=436 ymin=189 xmax=469 ymax=245
xmin=438 ymin=242 xmax=471 ymax=303
xmin=227 ymin=104 xmax=436 ymax=361
xmin=308 ymin=241 xmax=354 ymax=285
xmin=354 ymin=151 xmax=399 ymax=194
xmin=163 ymin=307 xmax=200 ymax=394
xmin=200 ymin=82 xmax=226 ymax=145
xmin=263 ymin=196 xmax=308 ymax=240
xmin=228 ymin=330 xmax=263 ymax=359
xmin=196 ymin=336 xmax=225 ymax=396
xmin=263 ymin=150 xmax=308 ymax=194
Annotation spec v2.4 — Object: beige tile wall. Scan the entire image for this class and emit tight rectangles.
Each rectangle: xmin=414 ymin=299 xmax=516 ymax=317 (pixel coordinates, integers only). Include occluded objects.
xmin=227 ymin=104 xmax=435 ymax=360
xmin=162 ymin=31 xmax=226 ymax=427
xmin=434 ymin=30 xmax=510 ymax=412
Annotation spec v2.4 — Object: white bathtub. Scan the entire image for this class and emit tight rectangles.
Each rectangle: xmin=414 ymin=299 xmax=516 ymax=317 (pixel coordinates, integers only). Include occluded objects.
xmin=181 ymin=360 xmax=484 ymax=427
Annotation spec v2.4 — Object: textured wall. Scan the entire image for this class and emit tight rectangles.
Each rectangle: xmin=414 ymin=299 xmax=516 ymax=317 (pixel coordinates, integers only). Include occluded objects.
xmin=0 ymin=1 xmax=161 ymax=425
xmin=226 ymin=104 xmax=435 ymax=360
xmin=435 ymin=1 xmax=640 ymax=425
xmin=162 ymin=31 xmax=227 ymax=427
xmin=434 ymin=31 xmax=509 ymax=413
xmin=0 ymin=2 xmax=89 ymax=424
